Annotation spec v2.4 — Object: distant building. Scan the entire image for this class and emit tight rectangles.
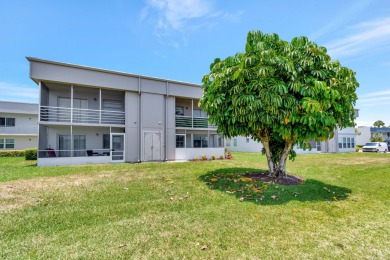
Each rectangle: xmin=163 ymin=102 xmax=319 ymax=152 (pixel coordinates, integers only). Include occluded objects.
xmin=0 ymin=101 xmax=38 ymax=150
xmin=356 ymin=127 xmax=390 ymax=146
xmin=226 ymin=110 xmax=359 ymax=154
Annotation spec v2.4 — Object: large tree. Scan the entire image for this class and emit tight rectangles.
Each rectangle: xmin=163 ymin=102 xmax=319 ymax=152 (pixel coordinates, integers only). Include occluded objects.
xmin=200 ymin=30 xmax=358 ymax=177
xmin=373 ymin=120 xmax=385 ymax=128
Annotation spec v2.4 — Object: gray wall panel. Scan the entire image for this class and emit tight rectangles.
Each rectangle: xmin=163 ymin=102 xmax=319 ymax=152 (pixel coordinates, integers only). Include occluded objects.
xmin=169 ymin=83 xmax=202 ymax=99
xmin=125 ymin=127 xmax=139 ymax=162
xmin=141 ymin=79 xmax=166 ymax=95
xmin=30 ymin=61 xmax=139 ymax=92
xmin=141 ymin=93 xmax=165 ymax=129
xmin=166 ymin=128 xmax=176 ymax=160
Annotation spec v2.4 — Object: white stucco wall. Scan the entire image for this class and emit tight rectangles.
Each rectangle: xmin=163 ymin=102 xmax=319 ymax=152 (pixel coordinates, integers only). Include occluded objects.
xmin=356 ymin=126 xmax=371 ymax=146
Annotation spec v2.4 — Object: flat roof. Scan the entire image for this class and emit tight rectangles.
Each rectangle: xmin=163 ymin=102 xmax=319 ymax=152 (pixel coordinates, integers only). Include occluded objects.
xmin=26 ymin=57 xmax=202 ymax=88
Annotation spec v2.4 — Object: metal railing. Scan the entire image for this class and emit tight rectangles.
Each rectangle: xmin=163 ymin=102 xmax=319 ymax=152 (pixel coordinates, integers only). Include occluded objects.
xmin=0 ymin=126 xmax=38 ymax=135
xmin=175 ymin=116 xmax=217 ymax=129
xmin=40 ymin=106 xmax=125 ymax=125
xmin=38 ymin=148 xmax=118 ymax=158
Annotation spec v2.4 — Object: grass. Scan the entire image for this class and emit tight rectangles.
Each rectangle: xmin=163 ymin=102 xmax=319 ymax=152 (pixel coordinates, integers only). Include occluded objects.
xmin=0 ymin=152 xmax=389 ymax=259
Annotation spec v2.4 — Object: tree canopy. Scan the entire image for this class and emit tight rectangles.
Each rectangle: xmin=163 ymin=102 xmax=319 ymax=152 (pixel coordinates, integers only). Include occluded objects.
xmin=373 ymin=120 xmax=385 ymax=128
xmin=200 ymin=30 xmax=359 ymax=176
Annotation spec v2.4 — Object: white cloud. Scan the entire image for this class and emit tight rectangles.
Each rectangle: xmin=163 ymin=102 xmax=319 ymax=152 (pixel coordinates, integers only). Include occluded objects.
xmin=0 ymin=82 xmax=38 ymax=103
xmin=141 ymin=0 xmax=243 ymax=47
xmin=310 ymin=0 xmax=374 ymax=40
xmin=359 ymin=89 xmax=390 ymax=98
xmin=326 ymin=17 xmax=390 ymax=58
xmin=146 ymin=0 xmax=213 ymax=31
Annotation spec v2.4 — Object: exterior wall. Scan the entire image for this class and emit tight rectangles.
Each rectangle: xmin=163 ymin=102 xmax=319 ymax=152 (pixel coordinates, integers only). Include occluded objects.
xmin=0 ymin=101 xmax=39 ymax=150
xmin=356 ymin=127 xmax=371 ymax=146
xmin=0 ymin=135 xmax=37 ymax=150
xmin=125 ymin=91 xmax=140 ymax=162
xmin=175 ymin=148 xmax=224 ymax=160
xmin=226 ymin=137 xmax=262 ymax=153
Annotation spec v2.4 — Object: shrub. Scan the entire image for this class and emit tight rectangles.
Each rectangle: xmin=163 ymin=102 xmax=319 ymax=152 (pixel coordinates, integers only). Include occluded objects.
xmin=25 ymin=148 xmax=38 ymax=160
xmin=0 ymin=150 xmax=25 ymax=157
xmin=201 ymin=154 xmax=208 ymax=160
xmin=210 ymin=154 xmax=216 ymax=160
xmin=218 ymin=154 xmax=224 ymax=160
xmin=193 ymin=157 xmax=199 ymax=161
xmin=225 ymin=151 xmax=233 ymax=159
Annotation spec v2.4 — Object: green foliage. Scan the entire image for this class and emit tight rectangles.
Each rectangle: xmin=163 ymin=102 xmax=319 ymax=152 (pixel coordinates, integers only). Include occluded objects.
xmin=370 ymin=133 xmax=384 ymax=142
xmin=373 ymin=120 xmax=385 ymax=128
xmin=200 ymin=30 xmax=359 ymax=171
xmin=25 ymin=148 xmax=38 ymax=160
xmin=0 ymin=150 xmax=25 ymax=157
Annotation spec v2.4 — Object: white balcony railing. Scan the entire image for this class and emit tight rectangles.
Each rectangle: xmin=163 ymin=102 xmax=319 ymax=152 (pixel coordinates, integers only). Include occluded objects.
xmin=0 ymin=126 xmax=38 ymax=135
xmin=40 ymin=106 xmax=125 ymax=125
xmin=175 ymin=116 xmax=217 ymax=129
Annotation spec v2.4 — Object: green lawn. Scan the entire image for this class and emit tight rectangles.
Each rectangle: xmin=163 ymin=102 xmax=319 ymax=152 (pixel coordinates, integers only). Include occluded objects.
xmin=0 ymin=153 xmax=389 ymax=259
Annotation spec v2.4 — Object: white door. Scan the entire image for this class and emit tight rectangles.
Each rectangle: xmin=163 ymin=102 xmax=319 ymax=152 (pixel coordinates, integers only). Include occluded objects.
xmin=111 ymin=133 xmax=125 ymax=162
xmin=144 ymin=132 xmax=162 ymax=161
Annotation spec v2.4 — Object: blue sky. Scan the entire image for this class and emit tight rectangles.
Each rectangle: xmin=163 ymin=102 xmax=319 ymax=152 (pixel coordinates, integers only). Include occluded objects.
xmin=1 ymin=0 xmax=389 ymax=126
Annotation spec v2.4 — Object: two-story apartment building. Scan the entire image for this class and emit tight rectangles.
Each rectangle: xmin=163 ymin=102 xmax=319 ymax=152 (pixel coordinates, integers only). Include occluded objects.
xmin=0 ymin=101 xmax=38 ymax=150
xmin=28 ymin=57 xmax=224 ymax=166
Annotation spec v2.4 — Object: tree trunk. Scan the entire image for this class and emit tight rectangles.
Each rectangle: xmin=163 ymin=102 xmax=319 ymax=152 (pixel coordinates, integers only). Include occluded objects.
xmin=261 ymin=139 xmax=275 ymax=176
xmin=275 ymin=141 xmax=293 ymax=178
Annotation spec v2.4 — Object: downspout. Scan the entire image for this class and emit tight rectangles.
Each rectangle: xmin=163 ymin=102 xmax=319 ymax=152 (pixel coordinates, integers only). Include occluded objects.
xmin=70 ymin=85 xmax=73 ymax=157
xmin=165 ymin=81 xmax=168 ymax=161
xmin=138 ymin=77 xmax=141 ymax=162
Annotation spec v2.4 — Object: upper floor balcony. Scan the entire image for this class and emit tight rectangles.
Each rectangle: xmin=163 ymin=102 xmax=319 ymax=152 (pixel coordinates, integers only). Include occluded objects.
xmin=39 ymin=82 xmax=125 ymax=126
xmin=175 ymin=116 xmax=216 ymax=129
xmin=175 ymin=98 xmax=217 ymax=129
xmin=40 ymin=106 xmax=125 ymax=125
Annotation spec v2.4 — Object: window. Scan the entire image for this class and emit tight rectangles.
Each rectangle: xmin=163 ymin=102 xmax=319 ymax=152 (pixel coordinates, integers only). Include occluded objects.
xmin=193 ymin=135 xmax=208 ymax=148
xmin=73 ymin=135 xmax=86 ymax=157
xmin=0 ymin=139 xmax=15 ymax=149
xmin=193 ymin=109 xmax=208 ymax=118
xmin=226 ymin=139 xmax=231 ymax=147
xmin=103 ymin=99 xmax=122 ymax=111
xmin=347 ymin=137 xmax=351 ymax=148
xmin=59 ymin=135 xmax=71 ymax=157
xmin=338 ymin=138 xmax=343 ymax=149
xmin=0 ymin=117 xmax=15 ymax=127
xmin=103 ymin=134 xmax=110 ymax=149
xmin=175 ymin=106 xmax=184 ymax=116
xmin=351 ymin=137 xmax=355 ymax=148
xmin=176 ymin=135 xmax=185 ymax=148
xmin=234 ymin=139 xmax=237 ymax=146
xmin=246 ymin=138 xmax=250 ymax=143
xmin=343 ymin=137 xmax=347 ymax=148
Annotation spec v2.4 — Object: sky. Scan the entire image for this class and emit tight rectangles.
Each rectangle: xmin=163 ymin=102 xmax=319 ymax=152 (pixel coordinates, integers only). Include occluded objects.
xmin=0 ymin=0 xmax=389 ymax=127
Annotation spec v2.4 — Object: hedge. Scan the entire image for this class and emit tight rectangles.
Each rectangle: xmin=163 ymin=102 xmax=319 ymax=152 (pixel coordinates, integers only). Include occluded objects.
xmin=25 ymin=148 xmax=38 ymax=160
xmin=0 ymin=150 xmax=25 ymax=157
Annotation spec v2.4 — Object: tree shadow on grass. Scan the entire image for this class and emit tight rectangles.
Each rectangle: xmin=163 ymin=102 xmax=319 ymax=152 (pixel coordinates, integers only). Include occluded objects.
xmin=198 ymin=168 xmax=351 ymax=205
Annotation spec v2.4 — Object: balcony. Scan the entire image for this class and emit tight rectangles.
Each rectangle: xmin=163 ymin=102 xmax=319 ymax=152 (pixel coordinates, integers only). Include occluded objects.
xmin=40 ymin=106 xmax=125 ymax=125
xmin=0 ymin=126 xmax=38 ymax=135
xmin=175 ymin=116 xmax=217 ymax=129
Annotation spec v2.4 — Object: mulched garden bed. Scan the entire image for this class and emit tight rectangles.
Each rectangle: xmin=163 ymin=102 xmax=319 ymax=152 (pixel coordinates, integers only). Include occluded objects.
xmin=244 ymin=172 xmax=304 ymax=185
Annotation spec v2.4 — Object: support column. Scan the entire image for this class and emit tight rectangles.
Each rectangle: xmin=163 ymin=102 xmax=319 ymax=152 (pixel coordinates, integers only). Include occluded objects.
xmin=99 ymin=88 xmax=102 ymax=124
xmin=191 ymin=99 xmax=194 ymax=128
